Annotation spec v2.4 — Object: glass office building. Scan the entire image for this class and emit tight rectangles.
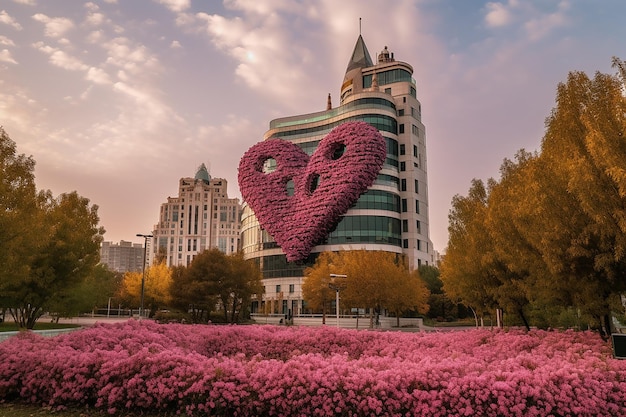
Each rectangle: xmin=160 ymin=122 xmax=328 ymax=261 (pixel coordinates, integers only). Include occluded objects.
xmin=241 ymin=35 xmax=432 ymax=316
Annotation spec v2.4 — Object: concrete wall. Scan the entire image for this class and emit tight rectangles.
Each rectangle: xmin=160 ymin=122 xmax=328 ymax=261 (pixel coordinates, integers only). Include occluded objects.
xmin=0 ymin=327 xmax=81 ymax=342
xmin=250 ymin=314 xmax=424 ymax=330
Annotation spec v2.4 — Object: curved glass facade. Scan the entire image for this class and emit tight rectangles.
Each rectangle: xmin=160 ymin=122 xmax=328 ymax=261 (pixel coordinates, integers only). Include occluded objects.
xmin=270 ymin=97 xmax=396 ymax=129
xmin=351 ymin=190 xmax=400 ymax=212
xmin=323 ymin=215 xmax=401 ymax=246
xmin=268 ymin=114 xmax=397 ymax=140
xmin=363 ymin=69 xmax=413 ymax=88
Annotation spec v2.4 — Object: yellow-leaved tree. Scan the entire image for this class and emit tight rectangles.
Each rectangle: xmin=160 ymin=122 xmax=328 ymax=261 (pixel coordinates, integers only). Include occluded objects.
xmin=303 ymin=250 xmax=430 ymax=328
xmin=120 ymin=262 xmax=172 ymax=317
xmin=302 ymin=252 xmax=338 ymax=325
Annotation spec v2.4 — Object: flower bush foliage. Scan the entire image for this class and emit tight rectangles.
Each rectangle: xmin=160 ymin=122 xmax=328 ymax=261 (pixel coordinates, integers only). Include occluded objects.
xmin=238 ymin=121 xmax=387 ymax=262
xmin=1 ymin=321 xmax=626 ymax=416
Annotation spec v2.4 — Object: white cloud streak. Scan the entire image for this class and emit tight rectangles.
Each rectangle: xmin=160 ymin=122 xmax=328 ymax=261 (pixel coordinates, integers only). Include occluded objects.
xmin=32 ymin=13 xmax=74 ymax=38
xmin=0 ymin=48 xmax=17 ymax=64
xmin=0 ymin=10 xmax=23 ymax=30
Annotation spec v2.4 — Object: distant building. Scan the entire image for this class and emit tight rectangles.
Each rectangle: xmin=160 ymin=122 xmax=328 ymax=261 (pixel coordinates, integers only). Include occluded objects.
xmin=149 ymin=163 xmax=242 ymax=267
xmin=241 ymin=35 xmax=433 ymax=316
xmin=100 ymin=240 xmax=145 ymax=273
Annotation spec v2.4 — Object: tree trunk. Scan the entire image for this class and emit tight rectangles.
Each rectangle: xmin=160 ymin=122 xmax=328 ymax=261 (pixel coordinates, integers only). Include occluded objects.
xmin=519 ymin=308 xmax=531 ymax=331
xmin=231 ymin=298 xmax=238 ymax=323
xmin=602 ymin=313 xmax=613 ymax=340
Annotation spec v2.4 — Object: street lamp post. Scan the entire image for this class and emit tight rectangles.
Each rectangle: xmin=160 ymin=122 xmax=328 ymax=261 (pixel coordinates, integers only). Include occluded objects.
xmin=136 ymin=233 xmax=153 ymax=318
xmin=329 ymin=274 xmax=347 ymax=328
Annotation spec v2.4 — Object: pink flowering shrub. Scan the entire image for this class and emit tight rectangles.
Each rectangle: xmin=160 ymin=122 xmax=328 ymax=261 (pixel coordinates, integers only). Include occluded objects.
xmin=1 ymin=321 xmax=626 ymax=416
xmin=238 ymin=121 xmax=387 ymax=262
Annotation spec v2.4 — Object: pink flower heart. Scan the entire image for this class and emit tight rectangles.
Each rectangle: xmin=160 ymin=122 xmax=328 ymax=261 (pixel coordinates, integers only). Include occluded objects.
xmin=238 ymin=121 xmax=386 ymax=262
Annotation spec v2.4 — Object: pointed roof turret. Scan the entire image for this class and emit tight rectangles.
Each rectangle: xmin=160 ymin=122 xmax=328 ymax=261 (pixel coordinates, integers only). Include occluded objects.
xmin=345 ymin=34 xmax=373 ymax=74
xmin=194 ymin=163 xmax=211 ymax=183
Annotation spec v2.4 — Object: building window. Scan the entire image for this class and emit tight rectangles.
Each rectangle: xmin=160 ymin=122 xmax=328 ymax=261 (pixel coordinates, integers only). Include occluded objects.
xmin=399 ymin=124 xmax=405 ymax=134
xmin=384 ymin=87 xmax=391 ymax=94
xmin=410 ymin=86 xmax=416 ymax=97
xmin=413 ymin=145 xmax=418 ymax=157
xmin=400 ymin=162 xmax=406 ymax=171
xmin=416 ymin=220 xmax=421 ymax=233
xmin=415 ymin=200 xmax=420 ymax=214
xmin=403 ymin=239 xmax=409 ymax=249
xmin=401 ymin=179 xmax=406 ymax=191
xmin=397 ymin=109 xmax=404 ymax=117
xmin=402 ymin=219 xmax=409 ymax=233
xmin=414 ymin=179 xmax=419 ymax=194
xmin=289 ymin=284 xmax=295 ymax=293
xmin=399 ymin=144 xmax=405 ymax=155
xmin=417 ymin=240 xmax=422 ymax=250
xmin=412 ymin=124 xmax=419 ymax=136
xmin=276 ymin=285 xmax=281 ymax=294
xmin=401 ymin=199 xmax=407 ymax=212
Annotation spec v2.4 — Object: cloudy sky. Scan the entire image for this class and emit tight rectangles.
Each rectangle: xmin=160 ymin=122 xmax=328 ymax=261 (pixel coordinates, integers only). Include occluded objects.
xmin=1 ymin=0 xmax=624 ymax=253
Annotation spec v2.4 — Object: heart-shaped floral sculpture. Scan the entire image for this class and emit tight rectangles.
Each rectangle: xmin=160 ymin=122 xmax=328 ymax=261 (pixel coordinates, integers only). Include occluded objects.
xmin=238 ymin=121 xmax=386 ymax=262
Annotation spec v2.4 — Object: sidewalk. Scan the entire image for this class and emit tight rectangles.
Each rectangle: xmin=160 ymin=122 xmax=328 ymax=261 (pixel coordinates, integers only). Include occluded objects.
xmin=48 ymin=315 xmax=136 ymax=327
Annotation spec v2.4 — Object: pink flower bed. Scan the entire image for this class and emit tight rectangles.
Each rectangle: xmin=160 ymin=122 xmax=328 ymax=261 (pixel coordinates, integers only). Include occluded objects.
xmin=1 ymin=321 xmax=625 ymax=416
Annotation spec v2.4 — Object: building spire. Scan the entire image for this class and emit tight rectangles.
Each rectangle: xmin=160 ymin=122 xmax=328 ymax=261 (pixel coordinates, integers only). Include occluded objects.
xmin=345 ymin=32 xmax=373 ymax=74
xmin=326 ymin=93 xmax=332 ymax=110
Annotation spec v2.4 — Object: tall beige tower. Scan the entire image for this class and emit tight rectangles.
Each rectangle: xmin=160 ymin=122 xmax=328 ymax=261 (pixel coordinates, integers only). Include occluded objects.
xmin=149 ymin=164 xmax=241 ymax=267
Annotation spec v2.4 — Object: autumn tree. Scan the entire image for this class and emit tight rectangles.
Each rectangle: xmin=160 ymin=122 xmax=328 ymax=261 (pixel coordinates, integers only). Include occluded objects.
xmin=441 ymin=60 xmax=626 ymax=335
xmin=441 ymin=179 xmax=499 ymax=323
xmin=533 ymin=67 xmax=626 ymax=335
xmin=120 ymin=262 xmax=172 ymax=317
xmin=302 ymin=252 xmax=338 ymax=324
xmin=386 ymin=268 xmax=430 ymax=327
xmin=304 ymin=250 xmax=430 ymax=328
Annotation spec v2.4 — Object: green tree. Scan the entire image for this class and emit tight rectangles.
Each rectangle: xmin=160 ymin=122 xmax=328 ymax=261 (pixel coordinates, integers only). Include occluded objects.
xmin=4 ymin=191 xmax=104 ymax=329
xmin=175 ymin=249 xmax=263 ymax=323
xmin=47 ymin=264 xmax=120 ymax=320
xmin=420 ymin=265 xmax=464 ymax=322
xmin=223 ymin=252 xmax=264 ymax=323
xmin=170 ymin=264 xmax=214 ymax=323
xmin=0 ymin=127 xmax=39 ymax=322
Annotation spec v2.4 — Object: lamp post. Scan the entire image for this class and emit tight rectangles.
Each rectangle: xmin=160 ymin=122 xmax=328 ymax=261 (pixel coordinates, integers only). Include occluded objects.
xmin=329 ymin=274 xmax=347 ymax=328
xmin=136 ymin=233 xmax=153 ymax=318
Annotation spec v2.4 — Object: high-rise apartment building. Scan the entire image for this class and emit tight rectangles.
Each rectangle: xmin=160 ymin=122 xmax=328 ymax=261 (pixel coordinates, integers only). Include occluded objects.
xmin=100 ymin=240 xmax=145 ymax=273
xmin=149 ymin=164 xmax=241 ymax=267
xmin=241 ymin=35 xmax=433 ymax=316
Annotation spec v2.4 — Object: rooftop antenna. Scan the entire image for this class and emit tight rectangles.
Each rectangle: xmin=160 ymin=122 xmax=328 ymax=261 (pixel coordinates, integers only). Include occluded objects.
xmin=359 ymin=17 xmax=362 ymax=35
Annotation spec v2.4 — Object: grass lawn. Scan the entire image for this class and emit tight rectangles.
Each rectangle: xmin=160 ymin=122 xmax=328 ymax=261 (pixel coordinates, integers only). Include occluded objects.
xmin=0 ymin=403 xmax=179 ymax=416
xmin=0 ymin=402 xmax=107 ymax=416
